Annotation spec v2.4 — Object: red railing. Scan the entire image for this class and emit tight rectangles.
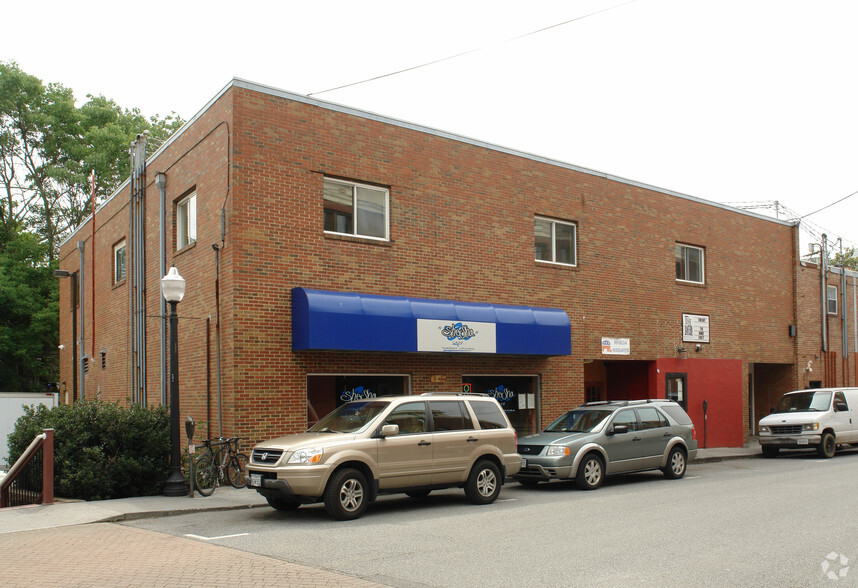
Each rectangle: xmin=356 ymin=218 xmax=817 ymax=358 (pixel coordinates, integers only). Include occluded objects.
xmin=0 ymin=429 xmax=54 ymax=508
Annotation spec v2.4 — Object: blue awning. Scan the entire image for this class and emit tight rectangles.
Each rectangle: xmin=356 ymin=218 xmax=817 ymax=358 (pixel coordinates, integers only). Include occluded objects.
xmin=292 ymin=288 xmax=571 ymax=355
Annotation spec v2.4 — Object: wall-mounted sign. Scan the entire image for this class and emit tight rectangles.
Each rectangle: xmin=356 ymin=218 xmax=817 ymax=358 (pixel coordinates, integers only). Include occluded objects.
xmin=682 ymin=313 xmax=710 ymax=343
xmin=417 ymin=319 xmax=496 ymax=353
xmin=601 ymin=337 xmax=631 ymax=355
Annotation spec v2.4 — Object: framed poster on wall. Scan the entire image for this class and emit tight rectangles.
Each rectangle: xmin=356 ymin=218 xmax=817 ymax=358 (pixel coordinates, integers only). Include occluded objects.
xmin=682 ymin=313 xmax=710 ymax=343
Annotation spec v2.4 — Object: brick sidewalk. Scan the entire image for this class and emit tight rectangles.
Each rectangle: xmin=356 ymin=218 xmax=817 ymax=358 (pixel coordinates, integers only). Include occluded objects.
xmin=0 ymin=523 xmax=389 ymax=587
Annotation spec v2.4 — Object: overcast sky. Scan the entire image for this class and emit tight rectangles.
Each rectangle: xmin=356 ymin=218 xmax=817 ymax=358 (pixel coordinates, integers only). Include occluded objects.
xmin=4 ymin=0 xmax=857 ymax=253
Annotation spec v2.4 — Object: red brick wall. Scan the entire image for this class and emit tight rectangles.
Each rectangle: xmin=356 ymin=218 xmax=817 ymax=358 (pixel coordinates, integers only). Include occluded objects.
xmin=59 ymin=83 xmax=805 ymax=449
xmin=58 ymin=92 xmax=235 ymax=440
xmin=795 ymin=262 xmax=858 ymax=390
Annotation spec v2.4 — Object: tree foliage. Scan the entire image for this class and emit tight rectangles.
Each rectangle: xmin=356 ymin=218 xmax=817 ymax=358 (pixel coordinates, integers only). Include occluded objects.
xmin=7 ymin=399 xmax=170 ymax=500
xmin=0 ymin=229 xmax=57 ymax=391
xmin=831 ymin=247 xmax=858 ymax=271
xmin=0 ymin=61 xmax=183 ymax=391
xmin=0 ymin=61 xmax=183 ymax=259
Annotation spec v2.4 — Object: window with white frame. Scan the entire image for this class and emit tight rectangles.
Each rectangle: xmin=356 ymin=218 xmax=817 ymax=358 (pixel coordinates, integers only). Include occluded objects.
xmin=827 ymin=285 xmax=838 ymax=315
xmin=675 ymin=243 xmax=704 ymax=284
xmin=535 ymin=216 xmax=577 ymax=266
xmin=323 ymin=178 xmax=388 ymax=240
xmin=177 ymin=192 xmax=197 ymax=249
xmin=113 ymin=239 xmax=126 ymax=284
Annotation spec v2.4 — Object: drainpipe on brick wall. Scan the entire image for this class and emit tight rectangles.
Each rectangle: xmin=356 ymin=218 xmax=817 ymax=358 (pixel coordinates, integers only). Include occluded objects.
xmin=842 ymin=257 xmax=848 ymax=384
xmin=852 ymin=276 xmax=858 ymax=353
xmin=213 ymin=242 xmax=223 ymax=437
xmin=821 ymin=234 xmax=828 ymax=353
xmin=77 ymin=241 xmax=85 ymax=400
xmin=156 ymin=172 xmax=168 ymax=405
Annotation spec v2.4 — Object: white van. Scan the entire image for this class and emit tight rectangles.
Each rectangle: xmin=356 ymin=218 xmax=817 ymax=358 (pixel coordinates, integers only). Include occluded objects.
xmin=758 ymin=388 xmax=858 ymax=458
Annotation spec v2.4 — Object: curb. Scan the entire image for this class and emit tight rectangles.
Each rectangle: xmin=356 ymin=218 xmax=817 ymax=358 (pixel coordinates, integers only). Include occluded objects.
xmin=691 ymin=453 xmax=760 ymax=464
xmin=93 ymin=501 xmax=269 ymax=524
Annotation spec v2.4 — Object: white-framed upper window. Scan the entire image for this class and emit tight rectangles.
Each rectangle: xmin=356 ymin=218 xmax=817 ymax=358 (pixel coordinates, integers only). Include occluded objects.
xmin=113 ymin=239 xmax=126 ymax=284
xmin=535 ymin=216 xmax=577 ymax=266
xmin=177 ymin=192 xmax=197 ymax=249
xmin=323 ymin=178 xmax=389 ymax=240
xmin=676 ymin=243 xmax=704 ymax=284
xmin=827 ymin=285 xmax=838 ymax=315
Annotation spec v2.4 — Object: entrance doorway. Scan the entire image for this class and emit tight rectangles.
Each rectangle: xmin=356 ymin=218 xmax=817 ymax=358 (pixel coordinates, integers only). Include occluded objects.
xmin=463 ymin=375 xmax=539 ymax=435
xmin=666 ymin=373 xmax=687 ymax=410
xmin=306 ymin=374 xmax=410 ymax=427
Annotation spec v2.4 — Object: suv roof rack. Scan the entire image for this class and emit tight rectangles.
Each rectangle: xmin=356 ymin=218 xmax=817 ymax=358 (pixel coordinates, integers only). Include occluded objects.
xmin=583 ymin=399 xmax=675 ymax=407
xmin=420 ymin=392 xmax=490 ymax=397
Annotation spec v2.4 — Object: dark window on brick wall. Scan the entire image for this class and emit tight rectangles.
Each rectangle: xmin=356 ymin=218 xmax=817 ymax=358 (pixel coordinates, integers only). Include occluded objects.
xmin=323 ymin=178 xmax=388 ymax=240
xmin=676 ymin=243 xmax=704 ymax=283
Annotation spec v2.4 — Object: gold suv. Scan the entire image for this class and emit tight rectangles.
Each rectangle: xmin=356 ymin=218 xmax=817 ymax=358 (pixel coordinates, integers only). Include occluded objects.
xmin=246 ymin=394 xmax=521 ymax=520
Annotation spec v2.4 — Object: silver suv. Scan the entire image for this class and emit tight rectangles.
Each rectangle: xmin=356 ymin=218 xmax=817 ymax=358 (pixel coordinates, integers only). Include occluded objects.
xmin=515 ymin=400 xmax=697 ymax=490
xmin=246 ymin=394 xmax=521 ymax=519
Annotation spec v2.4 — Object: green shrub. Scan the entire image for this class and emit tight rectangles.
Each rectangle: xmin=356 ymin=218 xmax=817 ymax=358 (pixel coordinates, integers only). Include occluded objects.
xmin=6 ymin=399 xmax=170 ymax=500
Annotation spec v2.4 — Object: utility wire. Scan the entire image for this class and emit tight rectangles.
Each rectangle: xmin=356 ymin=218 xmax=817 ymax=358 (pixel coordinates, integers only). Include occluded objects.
xmin=309 ymin=0 xmax=637 ymax=96
xmin=728 ymin=199 xmax=856 ymax=248
xmin=798 ymin=189 xmax=858 ymax=219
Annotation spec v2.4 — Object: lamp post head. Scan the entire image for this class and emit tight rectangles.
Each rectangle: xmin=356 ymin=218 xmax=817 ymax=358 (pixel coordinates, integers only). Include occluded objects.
xmin=161 ymin=266 xmax=186 ymax=303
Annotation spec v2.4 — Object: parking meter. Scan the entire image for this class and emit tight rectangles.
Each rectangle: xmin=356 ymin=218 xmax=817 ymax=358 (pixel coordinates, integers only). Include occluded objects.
xmin=185 ymin=416 xmax=195 ymax=444
xmin=702 ymin=400 xmax=708 ymax=449
xmin=185 ymin=416 xmax=195 ymax=498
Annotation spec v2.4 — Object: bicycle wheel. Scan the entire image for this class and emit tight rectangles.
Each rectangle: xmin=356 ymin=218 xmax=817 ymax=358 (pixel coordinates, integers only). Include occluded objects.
xmin=194 ymin=452 xmax=217 ymax=496
xmin=227 ymin=453 xmax=249 ymax=488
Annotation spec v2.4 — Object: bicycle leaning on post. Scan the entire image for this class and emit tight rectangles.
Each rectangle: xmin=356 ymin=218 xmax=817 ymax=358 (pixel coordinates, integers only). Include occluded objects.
xmin=193 ymin=437 xmax=249 ymax=496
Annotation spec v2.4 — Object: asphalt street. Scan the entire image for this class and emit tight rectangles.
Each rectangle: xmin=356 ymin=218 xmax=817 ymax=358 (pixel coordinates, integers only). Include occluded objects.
xmin=119 ymin=450 xmax=858 ymax=587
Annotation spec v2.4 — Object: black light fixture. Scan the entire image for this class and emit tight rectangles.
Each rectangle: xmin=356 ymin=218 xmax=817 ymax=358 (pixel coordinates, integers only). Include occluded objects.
xmin=161 ymin=266 xmax=189 ymax=496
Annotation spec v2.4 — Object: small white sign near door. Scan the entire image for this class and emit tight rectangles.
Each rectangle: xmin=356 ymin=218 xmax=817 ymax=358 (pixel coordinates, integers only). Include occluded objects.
xmin=601 ymin=337 xmax=630 ymax=355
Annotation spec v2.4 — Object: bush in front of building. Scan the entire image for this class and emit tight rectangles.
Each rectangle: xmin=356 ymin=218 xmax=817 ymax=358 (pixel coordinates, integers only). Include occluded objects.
xmin=7 ymin=399 xmax=170 ymax=500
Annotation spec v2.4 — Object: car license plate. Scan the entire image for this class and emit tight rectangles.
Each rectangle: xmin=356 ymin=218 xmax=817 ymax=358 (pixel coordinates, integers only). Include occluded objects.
xmin=797 ymin=439 xmax=809 ymax=445
xmin=521 ymin=458 xmax=527 ymax=468
xmin=249 ymin=473 xmax=262 ymax=487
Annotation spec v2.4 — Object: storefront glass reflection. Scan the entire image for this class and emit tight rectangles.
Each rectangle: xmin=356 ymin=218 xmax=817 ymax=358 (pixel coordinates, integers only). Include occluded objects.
xmin=307 ymin=375 xmax=408 ymax=428
xmin=465 ymin=376 xmax=538 ymax=435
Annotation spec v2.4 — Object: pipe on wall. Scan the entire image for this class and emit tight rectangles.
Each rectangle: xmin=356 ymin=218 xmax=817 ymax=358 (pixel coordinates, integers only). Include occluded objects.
xmin=821 ymin=234 xmax=828 ymax=353
xmin=77 ymin=241 xmax=85 ymax=399
xmin=156 ymin=172 xmax=168 ymax=405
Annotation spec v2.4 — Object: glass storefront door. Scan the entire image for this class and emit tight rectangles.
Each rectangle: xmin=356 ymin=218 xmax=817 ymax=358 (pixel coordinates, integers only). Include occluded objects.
xmin=307 ymin=374 xmax=410 ymax=428
xmin=463 ymin=375 xmax=539 ymax=436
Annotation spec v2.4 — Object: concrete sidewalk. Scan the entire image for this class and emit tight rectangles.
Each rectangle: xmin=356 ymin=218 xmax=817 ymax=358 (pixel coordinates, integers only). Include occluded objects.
xmin=0 ymin=440 xmax=762 ymax=535
xmin=0 ymin=485 xmax=269 ymax=535
xmin=694 ymin=437 xmax=762 ymax=463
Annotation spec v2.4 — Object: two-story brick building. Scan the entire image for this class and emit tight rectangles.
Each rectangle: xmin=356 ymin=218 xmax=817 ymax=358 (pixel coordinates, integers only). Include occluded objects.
xmin=56 ymin=78 xmax=857 ymax=449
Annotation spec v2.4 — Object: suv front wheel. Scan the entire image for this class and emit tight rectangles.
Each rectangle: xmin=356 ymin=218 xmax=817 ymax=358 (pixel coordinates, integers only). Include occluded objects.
xmin=575 ymin=453 xmax=604 ymax=490
xmin=465 ymin=460 xmax=501 ymax=504
xmin=324 ymin=468 xmax=369 ymax=520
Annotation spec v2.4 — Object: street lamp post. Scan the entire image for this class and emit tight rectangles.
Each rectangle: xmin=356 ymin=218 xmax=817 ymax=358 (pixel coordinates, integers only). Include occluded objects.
xmin=161 ymin=266 xmax=189 ymax=496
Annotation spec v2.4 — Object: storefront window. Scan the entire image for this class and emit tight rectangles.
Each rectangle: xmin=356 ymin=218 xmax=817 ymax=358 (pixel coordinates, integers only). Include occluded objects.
xmin=464 ymin=375 xmax=538 ymax=435
xmin=306 ymin=374 xmax=410 ymax=428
